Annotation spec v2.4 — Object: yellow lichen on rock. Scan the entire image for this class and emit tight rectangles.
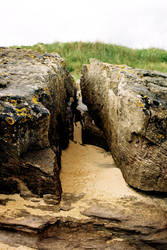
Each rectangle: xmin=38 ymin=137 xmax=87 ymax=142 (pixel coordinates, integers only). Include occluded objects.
xmin=5 ymin=117 xmax=15 ymax=125
xmin=10 ymin=99 xmax=17 ymax=106
xmin=157 ymin=134 xmax=164 ymax=139
xmin=44 ymin=87 xmax=51 ymax=96
xmin=103 ymin=64 xmax=110 ymax=72
xmin=61 ymin=60 xmax=66 ymax=67
xmin=0 ymin=72 xmax=8 ymax=77
xmin=137 ymin=101 xmax=145 ymax=108
xmin=27 ymin=53 xmax=35 ymax=59
xmin=15 ymin=107 xmax=32 ymax=123
xmin=32 ymin=95 xmax=39 ymax=104
xmin=119 ymin=65 xmax=125 ymax=69
xmin=128 ymin=69 xmax=135 ymax=74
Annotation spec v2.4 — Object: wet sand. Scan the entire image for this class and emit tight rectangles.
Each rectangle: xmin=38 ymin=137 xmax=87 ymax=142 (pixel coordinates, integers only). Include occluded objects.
xmin=0 ymin=123 xmax=167 ymax=249
xmin=61 ymin=123 xmax=145 ymax=201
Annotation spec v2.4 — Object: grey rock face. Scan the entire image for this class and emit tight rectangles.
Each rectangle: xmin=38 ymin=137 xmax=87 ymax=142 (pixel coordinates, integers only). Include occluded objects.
xmin=82 ymin=111 xmax=109 ymax=150
xmin=0 ymin=48 xmax=76 ymax=198
xmin=80 ymin=59 xmax=167 ymax=192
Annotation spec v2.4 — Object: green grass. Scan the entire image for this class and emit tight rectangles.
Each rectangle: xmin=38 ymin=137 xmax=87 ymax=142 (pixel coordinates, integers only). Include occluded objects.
xmin=17 ymin=42 xmax=167 ymax=80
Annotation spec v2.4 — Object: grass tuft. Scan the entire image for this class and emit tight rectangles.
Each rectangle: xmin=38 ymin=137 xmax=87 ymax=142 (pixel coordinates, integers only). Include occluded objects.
xmin=15 ymin=42 xmax=167 ymax=79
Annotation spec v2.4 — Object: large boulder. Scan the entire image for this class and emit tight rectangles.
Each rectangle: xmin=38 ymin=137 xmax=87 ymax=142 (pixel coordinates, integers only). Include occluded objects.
xmin=0 ymin=48 xmax=76 ymax=199
xmin=80 ymin=59 xmax=167 ymax=192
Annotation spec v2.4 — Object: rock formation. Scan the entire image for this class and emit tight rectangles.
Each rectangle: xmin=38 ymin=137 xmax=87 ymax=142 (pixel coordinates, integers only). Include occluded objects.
xmin=82 ymin=111 xmax=109 ymax=150
xmin=0 ymin=184 xmax=166 ymax=249
xmin=0 ymin=48 xmax=76 ymax=199
xmin=74 ymin=86 xmax=108 ymax=149
xmin=0 ymin=50 xmax=167 ymax=249
xmin=80 ymin=59 xmax=167 ymax=192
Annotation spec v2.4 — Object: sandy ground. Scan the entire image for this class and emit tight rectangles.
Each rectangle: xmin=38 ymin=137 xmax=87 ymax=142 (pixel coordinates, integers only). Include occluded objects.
xmin=0 ymin=123 xmax=167 ymax=249
xmin=0 ymin=123 xmax=165 ymax=222
xmin=0 ymin=243 xmax=34 ymax=250
xmin=61 ymin=123 xmax=146 ymax=201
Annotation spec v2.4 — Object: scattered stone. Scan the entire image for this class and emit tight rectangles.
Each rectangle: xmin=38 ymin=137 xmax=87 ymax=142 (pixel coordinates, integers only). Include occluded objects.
xmin=30 ymin=198 xmax=41 ymax=203
xmin=43 ymin=194 xmax=60 ymax=205
xmin=60 ymin=203 xmax=73 ymax=211
xmin=0 ymin=198 xmax=14 ymax=206
xmin=80 ymin=59 xmax=167 ymax=192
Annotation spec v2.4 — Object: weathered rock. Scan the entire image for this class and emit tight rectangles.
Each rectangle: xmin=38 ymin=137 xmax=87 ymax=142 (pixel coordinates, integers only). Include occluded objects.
xmin=82 ymin=198 xmax=167 ymax=243
xmin=74 ymin=87 xmax=108 ymax=149
xmin=0 ymin=133 xmax=167 ymax=249
xmin=80 ymin=59 xmax=167 ymax=192
xmin=0 ymin=48 xmax=76 ymax=198
xmin=82 ymin=111 xmax=109 ymax=150
xmin=0 ymin=194 xmax=166 ymax=249
xmin=74 ymin=87 xmax=108 ymax=148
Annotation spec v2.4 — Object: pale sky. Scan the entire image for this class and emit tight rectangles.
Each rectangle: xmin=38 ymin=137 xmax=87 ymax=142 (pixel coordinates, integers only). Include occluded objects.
xmin=1 ymin=0 xmax=167 ymax=49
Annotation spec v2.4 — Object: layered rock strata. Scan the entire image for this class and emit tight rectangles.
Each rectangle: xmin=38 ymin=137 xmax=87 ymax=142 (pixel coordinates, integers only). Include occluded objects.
xmin=0 ymin=48 xmax=75 ymax=199
xmin=0 ymin=193 xmax=166 ymax=249
xmin=80 ymin=59 xmax=167 ymax=192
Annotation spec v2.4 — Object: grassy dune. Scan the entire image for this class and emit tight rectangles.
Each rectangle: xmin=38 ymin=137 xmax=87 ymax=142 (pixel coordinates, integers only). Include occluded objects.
xmin=19 ymin=42 xmax=167 ymax=79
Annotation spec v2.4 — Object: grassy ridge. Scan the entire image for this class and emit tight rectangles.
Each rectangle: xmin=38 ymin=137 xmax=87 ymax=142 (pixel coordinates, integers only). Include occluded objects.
xmin=19 ymin=42 xmax=167 ymax=79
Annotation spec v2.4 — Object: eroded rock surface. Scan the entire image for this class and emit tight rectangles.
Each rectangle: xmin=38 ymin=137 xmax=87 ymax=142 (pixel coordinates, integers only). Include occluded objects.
xmin=0 ymin=48 xmax=76 ymax=198
xmin=82 ymin=111 xmax=109 ymax=150
xmin=0 ymin=125 xmax=167 ymax=249
xmin=80 ymin=59 xmax=167 ymax=192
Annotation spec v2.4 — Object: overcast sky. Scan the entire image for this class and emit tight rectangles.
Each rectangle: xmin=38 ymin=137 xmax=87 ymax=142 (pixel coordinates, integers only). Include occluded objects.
xmin=1 ymin=0 xmax=167 ymax=50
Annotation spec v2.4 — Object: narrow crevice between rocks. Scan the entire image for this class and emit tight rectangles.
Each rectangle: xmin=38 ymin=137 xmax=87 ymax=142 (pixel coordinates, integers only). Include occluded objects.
xmin=0 ymin=51 xmax=167 ymax=250
xmin=73 ymin=84 xmax=109 ymax=151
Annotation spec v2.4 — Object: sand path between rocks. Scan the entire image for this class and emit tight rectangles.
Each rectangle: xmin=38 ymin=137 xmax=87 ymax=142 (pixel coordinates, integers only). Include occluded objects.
xmin=0 ymin=124 xmax=167 ymax=249
xmin=61 ymin=124 xmax=148 ymax=201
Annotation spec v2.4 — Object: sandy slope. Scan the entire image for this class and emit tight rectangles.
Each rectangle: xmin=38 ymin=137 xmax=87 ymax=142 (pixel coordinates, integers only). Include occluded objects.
xmin=61 ymin=123 xmax=146 ymax=201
